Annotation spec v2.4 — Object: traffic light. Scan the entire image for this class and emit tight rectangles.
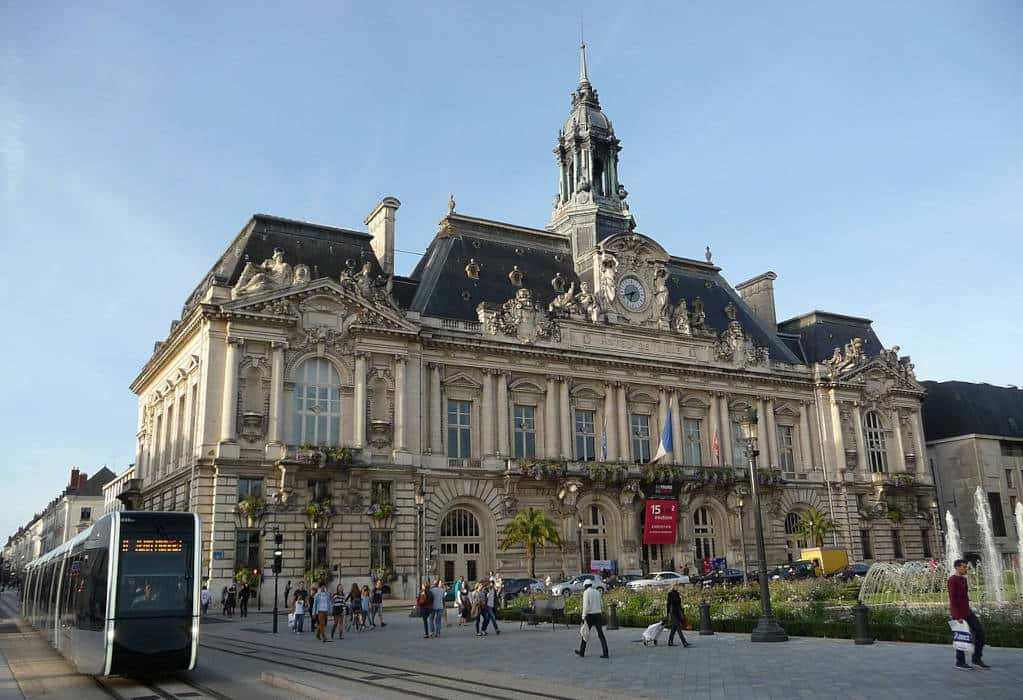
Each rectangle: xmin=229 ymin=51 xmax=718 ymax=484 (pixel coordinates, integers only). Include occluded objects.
xmin=272 ymin=532 xmax=284 ymax=574
xmin=252 ymin=568 xmax=260 ymax=577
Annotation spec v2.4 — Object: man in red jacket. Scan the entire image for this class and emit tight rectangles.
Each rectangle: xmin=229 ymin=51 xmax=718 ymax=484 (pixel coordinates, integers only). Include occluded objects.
xmin=948 ymin=559 xmax=988 ymax=669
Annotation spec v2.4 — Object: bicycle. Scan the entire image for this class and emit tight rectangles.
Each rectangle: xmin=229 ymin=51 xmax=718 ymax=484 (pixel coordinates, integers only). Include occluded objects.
xmin=344 ymin=604 xmax=366 ymax=632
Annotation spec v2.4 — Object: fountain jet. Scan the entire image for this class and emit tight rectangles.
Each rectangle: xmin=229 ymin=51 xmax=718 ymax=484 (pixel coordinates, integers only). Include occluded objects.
xmin=973 ymin=486 xmax=1006 ymax=603
xmin=1015 ymin=501 xmax=1023 ymax=600
xmin=945 ymin=510 xmax=962 ymax=577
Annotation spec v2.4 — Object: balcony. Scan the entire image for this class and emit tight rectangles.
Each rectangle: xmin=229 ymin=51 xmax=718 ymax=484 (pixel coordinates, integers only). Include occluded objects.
xmin=281 ymin=445 xmax=359 ymax=468
xmin=447 ymin=458 xmax=482 ymax=469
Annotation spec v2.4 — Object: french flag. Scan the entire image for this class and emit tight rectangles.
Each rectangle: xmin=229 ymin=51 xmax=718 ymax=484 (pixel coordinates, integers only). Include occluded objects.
xmin=652 ymin=407 xmax=673 ymax=463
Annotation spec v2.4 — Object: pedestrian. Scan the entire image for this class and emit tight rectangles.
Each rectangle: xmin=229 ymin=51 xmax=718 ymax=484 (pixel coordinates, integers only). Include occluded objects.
xmin=574 ymin=580 xmax=608 ymax=658
xmin=226 ymin=582 xmax=237 ymax=617
xmin=682 ymin=564 xmax=690 ymax=578
xmin=949 ymin=559 xmax=988 ymax=669
xmin=238 ymin=582 xmax=251 ymax=618
xmin=331 ymin=584 xmax=345 ymax=639
xmin=314 ymin=581 xmax=332 ymax=642
xmin=200 ymin=585 xmax=211 ymax=617
xmin=284 ymin=580 xmax=292 ymax=608
xmin=293 ymin=590 xmax=306 ymax=634
xmin=666 ymin=583 xmax=691 ymax=647
xmin=370 ymin=579 xmax=386 ymax=627
xmin=416 ymin=582 xmax=432 ymax=638
xmin=430 ymin=579 xmax=445 ymax=637
xmin=220 ymin=585 xmax=229 ymax=615
xmin=480 ymin=582 xmax=500 ymax=636
xmin=453 ymin=576 xmax=463 ymax=607
xmin=472 ymin=582 xmax=485 ymax=637
xmin=360 ymin=585 xmax=372 ymax=627
xmin=494 ymin=574 xmax=504 ymax=609
xmin=459 ymin=584 xmax=471 ymax=625
xmin=544 ymin=574 xmax=552 ymax=589
xmin=347 ymin=583 xmax=363 ymax=628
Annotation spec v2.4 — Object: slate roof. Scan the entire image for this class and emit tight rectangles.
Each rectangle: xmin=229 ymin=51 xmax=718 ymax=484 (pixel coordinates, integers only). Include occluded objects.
xmin=921 ymin=381 xmax=1023 ymax=441
xmin=777 ymin=311 xmax=885 ymax=364
xmin=65 ymin=467 xmax=117 ymax=498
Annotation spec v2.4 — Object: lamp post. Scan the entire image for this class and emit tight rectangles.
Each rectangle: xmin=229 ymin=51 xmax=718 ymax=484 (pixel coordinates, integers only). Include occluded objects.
xmin=577 ymin=517 xmax=585 ymax=574
xmin=738 ymin=406 xmax=788 ymax=643
xmin=737 ymin=496 xmax=748 ymax=586
xmin=930 ymin=499 xmax=943 ymax=555
xmin=415 ymin=484 xmax=425 ymax=588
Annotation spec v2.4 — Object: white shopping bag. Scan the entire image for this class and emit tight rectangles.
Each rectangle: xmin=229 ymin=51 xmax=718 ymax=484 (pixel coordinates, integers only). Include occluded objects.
xmin=288 ymin=612 xmax=296 ymax=631
xmin=949 ymin=619 xmax=974 ymax=655
xmin=579 ymin=620 xmax=590 ymax=642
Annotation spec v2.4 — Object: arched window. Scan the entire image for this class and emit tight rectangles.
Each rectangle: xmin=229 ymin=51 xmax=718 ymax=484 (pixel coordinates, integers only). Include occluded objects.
xmin=694 ymin=507 xmax=717 ymax=563
xmin=582 ymin=505 xmax=609 ymax=565
xmin=784 ymin=511 xmax=807 ymax=562
xmin=864 ymin=410 xmax=888 ymax=474
xmin=440 ymin=508 xmax=480 ymax=538
xmin=440 ymin=508 xmax=482 ymax=582
xmin=292 ymin=358 xmax=342 ymax=446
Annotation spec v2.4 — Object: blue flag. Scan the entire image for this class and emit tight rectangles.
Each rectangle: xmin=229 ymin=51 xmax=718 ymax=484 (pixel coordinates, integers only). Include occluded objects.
xmin=601 ymin=413 xmax=608 ymax=459
xmin=652 ymin=407 xmax=673 ymax=463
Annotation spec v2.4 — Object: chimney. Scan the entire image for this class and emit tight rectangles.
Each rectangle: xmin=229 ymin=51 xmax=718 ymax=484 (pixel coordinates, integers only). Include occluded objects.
xmin=70 ymin=468 xmax=80 ymax=490
xmin=78 ymin=472 xmax=88 ymax=488
xmin=735 ymin=271 xmax=778 ymax=330
xmin=364 ymin=196 xmax=401 ymax=276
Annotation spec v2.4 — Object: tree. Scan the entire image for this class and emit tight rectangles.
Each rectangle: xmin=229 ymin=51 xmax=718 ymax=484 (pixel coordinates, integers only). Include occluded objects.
xmin=499 ymin=508 xmax=562 ymax=578
xmin=796 ymin=508 xmax=834 ymax=548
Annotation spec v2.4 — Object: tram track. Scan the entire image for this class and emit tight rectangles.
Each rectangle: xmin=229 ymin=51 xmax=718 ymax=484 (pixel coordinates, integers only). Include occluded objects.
xmin=93 ymin=673 xmax=228 ymax=700
xmin=199 ymin=632 xmax=588 ymax=700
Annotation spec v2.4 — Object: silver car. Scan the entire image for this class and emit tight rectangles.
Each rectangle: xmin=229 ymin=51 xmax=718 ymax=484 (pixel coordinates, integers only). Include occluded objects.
xmin=626 ymin=571 xmax=688 ymax=591
xmin=550 ymin=574 xmax=605 ymax=596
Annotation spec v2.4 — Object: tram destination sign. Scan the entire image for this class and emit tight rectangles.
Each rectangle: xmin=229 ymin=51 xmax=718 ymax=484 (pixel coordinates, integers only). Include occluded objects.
xmin=121 ymin=538 xmax=184 ymax=553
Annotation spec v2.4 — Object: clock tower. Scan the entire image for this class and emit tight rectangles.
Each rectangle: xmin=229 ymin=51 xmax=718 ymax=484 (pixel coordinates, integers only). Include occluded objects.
xmin=547 ymin=43 xmax=636 ymax=287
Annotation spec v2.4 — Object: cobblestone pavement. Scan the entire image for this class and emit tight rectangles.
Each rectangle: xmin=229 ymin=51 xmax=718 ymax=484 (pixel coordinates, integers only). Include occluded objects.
xmin=197 ymin=604 xmax=1023 ymax=700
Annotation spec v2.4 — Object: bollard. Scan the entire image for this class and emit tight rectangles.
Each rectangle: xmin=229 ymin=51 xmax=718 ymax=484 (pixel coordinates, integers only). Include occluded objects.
xmin=607 ymin=601 xmax=619 ymax=630
xmin=853 ymin=601 xmax=874 ymax=645
xmin=699 ymin=601 xmax=714 ymax=635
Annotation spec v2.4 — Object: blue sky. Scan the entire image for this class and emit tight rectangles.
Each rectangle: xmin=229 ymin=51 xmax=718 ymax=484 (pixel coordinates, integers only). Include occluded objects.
xmin=2 ymin=2 xmax=1020 ymax=543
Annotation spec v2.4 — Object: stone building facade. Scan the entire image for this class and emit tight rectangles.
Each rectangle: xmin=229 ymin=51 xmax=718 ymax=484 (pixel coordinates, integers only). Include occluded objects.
xmin=130 ymin=47 xmax=937 ymax=594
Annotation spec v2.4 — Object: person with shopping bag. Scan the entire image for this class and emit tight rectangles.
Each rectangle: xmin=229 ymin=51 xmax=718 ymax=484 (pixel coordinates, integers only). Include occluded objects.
xmin=948 ymin=559 xmax=988 ymax=669
xmin=574 ymin=580 xmax=609 ymax=659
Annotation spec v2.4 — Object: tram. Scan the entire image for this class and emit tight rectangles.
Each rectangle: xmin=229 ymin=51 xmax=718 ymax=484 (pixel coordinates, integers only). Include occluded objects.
xmin=21 ymin=511 xmax=201 ymax=675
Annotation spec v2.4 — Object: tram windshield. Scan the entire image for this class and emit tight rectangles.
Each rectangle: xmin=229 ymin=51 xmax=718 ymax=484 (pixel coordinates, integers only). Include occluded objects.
xmin=115 ymin=516 xmax=195 ymax=618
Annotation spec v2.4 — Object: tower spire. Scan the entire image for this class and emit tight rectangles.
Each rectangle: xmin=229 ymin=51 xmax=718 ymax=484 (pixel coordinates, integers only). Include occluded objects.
xmin=579 ymin=41 xmax=589 ymax=85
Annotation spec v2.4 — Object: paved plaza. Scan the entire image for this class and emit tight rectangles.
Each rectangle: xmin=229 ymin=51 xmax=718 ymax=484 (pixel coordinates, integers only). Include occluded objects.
xmin=3 ymin=592 xmax=1022 ymax=699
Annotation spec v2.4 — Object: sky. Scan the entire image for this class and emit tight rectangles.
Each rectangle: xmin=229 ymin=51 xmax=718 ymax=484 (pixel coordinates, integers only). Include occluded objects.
xmin=2 ymin=1 xmax=1021 ymax=543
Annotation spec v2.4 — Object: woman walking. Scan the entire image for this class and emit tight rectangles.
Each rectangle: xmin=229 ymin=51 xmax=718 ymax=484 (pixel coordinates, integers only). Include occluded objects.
xmin=417 ymin=582 xmax=432 ymax=638
xmin=472 ymin=582 xmax=486 ymax=637
xmin=314 ymin=583 xmax=332 ymax=642
xmin=666 ymin=583 xmax=691 ymax=647
xmin=360 ymin=585 xmax=372 ymax=628
xmin=331 ymin=584 xmax=345 ymax=639
xmin=293 ymin=590 xmax=306 ymax=634
xmin=347 ymin=583 xmax=363 ymax=630
xmin=459 ymin=584 xmax=472 ymax=626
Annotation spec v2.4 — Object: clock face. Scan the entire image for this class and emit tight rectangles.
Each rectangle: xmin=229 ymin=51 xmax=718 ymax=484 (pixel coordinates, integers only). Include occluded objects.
xmin=617 ymin=276 xmax=646 ymax=311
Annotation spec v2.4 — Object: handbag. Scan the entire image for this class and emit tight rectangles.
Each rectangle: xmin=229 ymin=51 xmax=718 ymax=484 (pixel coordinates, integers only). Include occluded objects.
xmin=949 ymin=619 xmax=974 ymax=654
xmin=287 ymin=612 xmax=296 ymax=630
xmin=579 ymin=620 xmax=590 ymax=642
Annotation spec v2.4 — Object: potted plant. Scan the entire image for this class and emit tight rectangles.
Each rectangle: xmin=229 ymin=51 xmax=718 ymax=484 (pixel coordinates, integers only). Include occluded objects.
xmin=368 ymin=502 xmax=395 ymax=521
xmin=237 ymin=496 xmax=266 ymax=527
xmin=887 ymin=507 xmax=904 ymax=525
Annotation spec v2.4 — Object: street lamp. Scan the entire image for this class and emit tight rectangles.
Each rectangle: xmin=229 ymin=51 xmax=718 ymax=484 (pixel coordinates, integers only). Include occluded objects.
xmin=737 ymin=495 xmax=748 ymax=586
xmin=415 ymin=485 xmax=425 ymax=588
xmin=930 ymin=498 xmax=943 ymax=555
xmin=577 ymin=517 xmax=585 ymax=574
xmin=738 ymin=406 xmax=788 ymax=643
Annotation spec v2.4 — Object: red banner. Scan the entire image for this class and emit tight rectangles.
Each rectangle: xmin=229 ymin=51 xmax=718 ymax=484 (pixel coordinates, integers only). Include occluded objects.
xmin=643 ymin=500 xmax=679 ymax=545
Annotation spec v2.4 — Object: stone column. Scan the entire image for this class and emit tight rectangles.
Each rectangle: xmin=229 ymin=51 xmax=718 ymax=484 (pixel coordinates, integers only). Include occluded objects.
xmin=617 ymin=382 xmax=629 ymax=462
xmin=496 ymin=371 xmax=509 ymax=458
xmin=481 ymin=370 xmax=495 ymax=457
xmin=560 ymin=378 xmax=573 ymax=460
xmin=708 ymin=392 xmax=720 ymax=466
xmin=913 ymin=411 xmax=928 ymax=475
xmin=671 ymin=390 xmax=684 ymax=465
xmin=718 ymin=393 xmax=733 ymax=466
xmin=545 ymin=376 xmax=559 ymax=458
xmin=829 ymin=393 xmax=846 ymax=474
xmin=220 ymin=337 xmax=242 ymax=443
xmin=765 ymin=398 xmax=780 ymax=469
xmin=755 ymin=398 xmax=768 ymax=460
xmin=890 ymin=408 xmax=906 ymax=473
xmin=603 ymin=383 xmax=617 ymax=461
xmin=353 ymin=353 xmax=368 ymax=449
xmin=852 ymin=402 xmax=868 ymax=476
xmin=798 ymin=400 xmax=813 ymax=472
xmin=393 ymin=355 xmax=407 ymax=451
xmin=429 ymin=364 xmax=442 ymax=455
xmin=268 ymin=342 xmax=285 ymax=445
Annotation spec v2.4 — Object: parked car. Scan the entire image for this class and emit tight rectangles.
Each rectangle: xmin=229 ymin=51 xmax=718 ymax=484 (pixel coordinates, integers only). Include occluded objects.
xmin=607 ymin=574 xmax=644 ymax=590
xmin=626 ymin=571 xmax=688 ymax=591
xmin=500 ymin=577 xmax=545 ymax=602
xmin=831 ymin=563 xmax=870 ymax=581
xmin=698 ymin=568 xmax=745 ymax=587
xmin=550 ymin=574 xmax=605 ymax=596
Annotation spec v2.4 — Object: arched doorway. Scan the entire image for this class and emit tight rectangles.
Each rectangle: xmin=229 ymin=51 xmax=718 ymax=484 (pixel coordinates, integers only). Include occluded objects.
xmin=693 ymin=507 xmax=717 ymax=573
xmin=784 ymin=511 xmax=807 ymax=562
xmin=582 ymin=504 xmax=611 ymax=569
xmin=440 ymin=507 xmax=481 ymax=583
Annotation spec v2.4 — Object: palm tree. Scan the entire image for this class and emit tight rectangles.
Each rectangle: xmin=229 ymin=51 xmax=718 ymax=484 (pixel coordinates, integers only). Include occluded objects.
xmin=499 ymin=508 xmax=562 ymax=578
xmin=796 ymin=508 xmax=834 ymax=548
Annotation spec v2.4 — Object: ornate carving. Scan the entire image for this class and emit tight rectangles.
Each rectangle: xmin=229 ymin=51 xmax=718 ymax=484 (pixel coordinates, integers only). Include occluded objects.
xmin=619 ymin=480 xmax=641 ymax=508
xmin=465 ymin=258 xmax=481 ymax=280
xmin=508 ymin=266 xmax=525 ymax=286
xmin=714 ymin=309 xmax=769 ymax=368
xmin=477 ymin=289 xmax=561 ymax=344
xmin=233 ymin=249 xmax=311 ymax=297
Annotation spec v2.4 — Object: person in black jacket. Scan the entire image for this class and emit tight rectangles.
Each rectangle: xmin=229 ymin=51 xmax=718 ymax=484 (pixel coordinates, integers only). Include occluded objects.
xmin=666 ymin=583 xmax=691 ymax=647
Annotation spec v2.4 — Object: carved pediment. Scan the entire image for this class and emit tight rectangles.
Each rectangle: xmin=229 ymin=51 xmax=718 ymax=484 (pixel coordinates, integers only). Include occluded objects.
xmin=839 ymin=356 xmax=924 ymax=395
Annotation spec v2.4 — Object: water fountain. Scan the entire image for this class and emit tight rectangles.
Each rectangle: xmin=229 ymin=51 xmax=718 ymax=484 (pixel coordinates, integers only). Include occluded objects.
xmin=1016 ymin=501 xmax=1023 ymax=600
xmin=944 ymin=510 xmax=961 ymax=576
xmin=973 ymin=486 xmax=1006 ymax=603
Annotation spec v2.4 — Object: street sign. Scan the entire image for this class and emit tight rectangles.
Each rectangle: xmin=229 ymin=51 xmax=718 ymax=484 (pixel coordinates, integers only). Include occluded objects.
xmin=212 ymin=550 xmax=224 ymax=560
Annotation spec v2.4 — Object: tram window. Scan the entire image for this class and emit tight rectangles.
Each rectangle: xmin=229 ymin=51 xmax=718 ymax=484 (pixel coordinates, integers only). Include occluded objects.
xmin=62 ymin=555 xmax=80 ymax=620
xmin=116 ymin=541 xmax=193 ymax=617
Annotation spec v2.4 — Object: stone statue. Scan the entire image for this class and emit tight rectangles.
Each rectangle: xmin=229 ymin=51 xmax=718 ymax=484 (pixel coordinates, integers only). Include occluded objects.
xmin=549 ymin=281 xmax=577 ymax=315
xmin=599 ymin=257 xmax=617 ymax=306
xmin=652 ymin=268 xmax=670 ymax=324
xmin=356 ymin=262 xmax=375 ymax=297
xmin=292 ymin=264 xmax=311 ymax=286
xmin=339 ymin=259 xmax=358 ymax=290
xmin=705 ymin=246 xmax=713 ymax=263
xmin=672 ymin=299 xmax=691 ymax=335
xmin=234 ymin=249 xmax=293 ymax=296
xmin=448 ymin=193 xmax=456 ymax=214
xmin=465 ymin=258 xmax=481 ymax=280
xmin=574 ymin=281 xmax=600 ymax=322
xmin=691 ymin=297 xmax=706 ymax=330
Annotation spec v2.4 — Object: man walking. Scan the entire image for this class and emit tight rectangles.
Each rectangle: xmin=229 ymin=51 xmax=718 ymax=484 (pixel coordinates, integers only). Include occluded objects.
xmin=574 ymin=580 xmax=608 ymax=658
xmin=666 ymin=583 xmax=690 ymax=647
xmin=370 ymin=579 xmax=386 ymax=627
xmin=200 ymin=585 xmax=211 ymax=617
xmin=238 ymin=582 xmax=251 ymax=618
xmin=481 ymin=582 xmax=500 ymax=635
xmin=949 ymin=559 xmax=988 ymax=669
xmin=313 ymin=582 xmax=332 ymax=642
xmin=430 ymin=579 xmax=445 ymax=637
xmin=283 ymin=580 xmax=292 ymax=609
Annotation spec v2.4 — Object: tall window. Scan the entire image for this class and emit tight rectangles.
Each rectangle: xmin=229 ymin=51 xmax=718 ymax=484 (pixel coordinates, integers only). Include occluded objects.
xmin=582 ymin=505 xmax=609 ymax=564
xmin=370 ymin=531 xmax=392 ymax=573
xmin=513 ymin=405 xmax=536 ymax=459
xmin=631 ymin=414 xmax=651 ymax=463
xmin=731 ymin=421 xmax=748 ymax=466
xmin=921 ymin=529 xmax=932 ymax=558
xmin=305 ymin=531 xmax=329 ymax=572
xmin=694 ymin=507 xmax=716 ymax=562
xmin=165 ymin=404 xmax=175 ymax=465
xmin=892 ymin=530 xmax=903 ymax=559
xmin=1006 ymin=469 xmax=1015 ymax=489
xmin=235 ymin=530 xmax=261 ymax=571
xmin=309 ymin=479 xmax=331 ymax=502
xmin=371 ymin=480 xmax=392 ymax=505
xmin=860 ymin=529 xmax=873 ymax=559
xmin=154 ymin=414 xmax=164 ymax=470
xmin=441 ymin=508 xmax=480 ymax=538
xmin=293 ymin=358 xmax=342 ymax=446
xmin=177 ymin=394 xmax=187 ymax=461
xmin=864 ymin=411 xmax=888 ymax=474
xmin=447 ymin=400 xmax=471 ymax=458
xmin=189 ymin=384 xmax=199 ymax=456
xmin=683 ymin=418 xmax=703 ymax=466
xmin=237 ymin=477 xmax=263 ymax=501
xmin=575 ymin=410 xmax=596 ymax=461
xmin=777 ymin=425 xmax=796 ymax=477
xmin=988 ymin=492 xmax=1007 ymax=537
